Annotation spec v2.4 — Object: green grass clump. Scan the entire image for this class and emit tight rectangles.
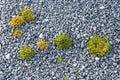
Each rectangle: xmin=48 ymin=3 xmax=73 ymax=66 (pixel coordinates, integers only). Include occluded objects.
xmin=21 ymin=7 xmax=35 ymax=22
xmin=74 ymin=72 xmax=79 ymax=78
xmin=19 ymin=46 xmax=37 ymax=60
xmin=88 ymin=36 xmax=111 ymax=57
xmin=57 ymin=57 xmax=63 ymax=63
xmin=55 ymin=33 xmax=72 ymax=49
xmin=65 ymin=76 xmax=69 ymax=80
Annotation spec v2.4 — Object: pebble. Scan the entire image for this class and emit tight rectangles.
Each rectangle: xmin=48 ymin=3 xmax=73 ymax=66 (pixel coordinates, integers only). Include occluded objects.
xmin=77 ymin=34 xmax=80 ymax=39
xmin=5 ymin=54 xmax=10 ymax=59
xmin=0 ymin=71 xmax=3 ymax=74
xmin=39 ymin=33 xmax=43 ymax=39
xmin=80 ymin=66 xmax=85 ymax=70
xmin=51 ymin=71 xmax=55 ymax=76
xmin=81 ymin=41 xmax=84 ymax=48
xmin=82 ymin=33 xmax=87 ymax=37
xmin=24 ymin=62 xmax=28 ymax=66
xmin=43 ymin=18 xmax=49 ymax=22
xmin=99 ymin=6 xmax=105 ymax=10
xmin=67 ymin=59 xmax=70 ymax=64
xmin=0 ymin=43 xmax=2 ymax=49
xmin=101 ymin=24 xmax=104 ymax=27
xmin=73 ymin=63 xmax=77 ymax=67
xmin=82 ymin=16 xmax=85 ymax=21
xmin=115 ymin=39 xmax=120 ymax=42
xmin=95 ymin=57 xmax=100 ymax=61
xmin=93 ymin=27 xmax=96 ymax=31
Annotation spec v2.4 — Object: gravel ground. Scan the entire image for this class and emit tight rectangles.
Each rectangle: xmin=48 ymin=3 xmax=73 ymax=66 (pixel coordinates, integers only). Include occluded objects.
xmin=0 ymin=0 xmax=120 ymax=80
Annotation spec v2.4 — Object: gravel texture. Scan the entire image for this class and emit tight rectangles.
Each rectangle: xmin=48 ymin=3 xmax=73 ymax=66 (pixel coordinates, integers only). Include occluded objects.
xmin=0 ymin=0 xmax=120 ymax=80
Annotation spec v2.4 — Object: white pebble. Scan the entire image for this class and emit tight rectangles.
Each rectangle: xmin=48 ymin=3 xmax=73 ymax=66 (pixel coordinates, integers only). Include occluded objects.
xmin=12 ymin=15 xmax=16 ymax=18
xmin=115 ymin=39 xmax=120 ymax=42
xmin=80 ymin=66 xmax=85 ymax=70
xmin=118 ymin=50 xmax=120 ymax=53
xmin=24 ymin=61 xmax=28 ymax=66
xmin=19 ymin=2 xmax=23 ymax=5
xmin=90 ymin=36 xmax=93 ymax=38
xmin=95 ymin=57 xmax=100 ymax=61
xmin=114 ymin=70 xmax=117 ymax=73
xmin=77 ymin=34 xmax=80 ymax=39
xmin=43 ymin=18 xmax=49 ymax=22
xmin=93 ymin=27 xmax=96 ymax=30
xmin=82 ymin=16 xmax=85 ymax=21
xmin=83 ymin=33 xmax=87 ymax=37
xmin=39 ymin=33 xmax=43 ymax=39
xmin=73 ymin=63 xmax=77 ymax=67
xmin=101 ymin=24 xmax=104 ymax=27
xmin=0 ymin=71 xmax=3 ymax=74
xmin=0 ymin=44 xmax=2 ymax=49
xmin=5 ymin=54 xmax=10 ymax=59
xmin=99 ymin=6 xmax=105 ymax=10
xmin=51 ymin=71 xmax=55 ymax=75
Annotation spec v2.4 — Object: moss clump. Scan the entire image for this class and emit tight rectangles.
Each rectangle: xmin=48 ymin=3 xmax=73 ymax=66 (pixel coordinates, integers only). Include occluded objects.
xmin=13 ymin=30 xmax=23 ymax=38
xmin=10 ymin=16 xmax=25 ymax=28
xmin=21 ymin=7 xmax=35 ymax=22
xmin=55 ymin=33 xmax=72 ymax=49
xmin=88 ymin=36 xmax=111 ymax=57
xmin=57 ymin=57 xmax=63 ymax=63
xmin=19 ymin=46 xmax=37 ymax=60
xmin=37 ymin=39 xmax=48 ymax=50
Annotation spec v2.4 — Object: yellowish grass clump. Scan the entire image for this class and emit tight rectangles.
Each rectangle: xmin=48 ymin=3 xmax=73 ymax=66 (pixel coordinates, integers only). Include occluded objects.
xmin=10 ymin=7 xmax=35 ymax=28
xmin=13 ymin=30 xmax=23 ymax=38
xmin=37 ymin=39 xmax=48 ymax=50
xmin=10 ymin=16 xmax=25 ymax=28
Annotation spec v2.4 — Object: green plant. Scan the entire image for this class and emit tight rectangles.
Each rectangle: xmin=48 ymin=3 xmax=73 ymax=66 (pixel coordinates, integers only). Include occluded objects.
xmin=13 ymin=30 xmax=23 ymax=38
xmin=65 ymin=76 xmax=69 ymax=80
xmin=37 ymin=39 xmax=48 ymax=50
xmin=57 ymin=57 xmax=63 ymax=63
xmin=10 ymin=16 xmax=25 ymax=28
xmin=21 ymin=7 xmax=35 ymax=22
xmin=55 ymin=33 xmax=72 ymax=49
xmin=88 ymin=36 xmax=111 ymax=57
xmin=19 ymin=46 xmax=37 ymax=60
xmin=74 ymin=71 xmax=79 ymax=78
